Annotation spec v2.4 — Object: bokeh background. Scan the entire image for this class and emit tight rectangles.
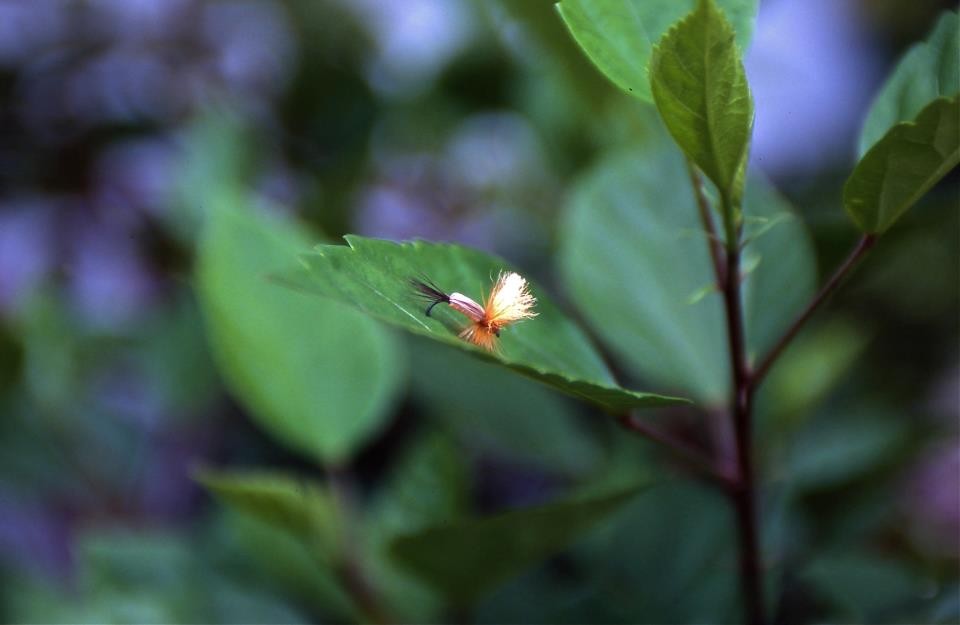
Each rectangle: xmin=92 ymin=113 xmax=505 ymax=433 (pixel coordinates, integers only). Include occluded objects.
xmin=0 ymin=0 xmax=956 ymax=623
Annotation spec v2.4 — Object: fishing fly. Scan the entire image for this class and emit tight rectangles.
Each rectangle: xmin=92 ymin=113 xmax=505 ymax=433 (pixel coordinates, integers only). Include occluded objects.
xmin=411 ymin=271 xmax=538 ymax=351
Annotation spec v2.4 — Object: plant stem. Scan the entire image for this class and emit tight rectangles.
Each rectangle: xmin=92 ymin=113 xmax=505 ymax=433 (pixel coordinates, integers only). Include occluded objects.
xmin=328 ymin=469 xmax=394 ymax=624
xmin=716 ymin=191 xmax=764 ymax=625
xmin=686 ymin=160 xmax=726 ymax=287
xmin=750 ymin=233 xmax=876 ymax=390
xmin=617 ymin=412 xmax=737 ymax=489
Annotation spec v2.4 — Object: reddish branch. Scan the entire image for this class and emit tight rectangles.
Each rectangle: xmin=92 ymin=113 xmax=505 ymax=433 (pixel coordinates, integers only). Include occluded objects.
xmin=618 ymin=163 xmax=878 ymax=625
xmin=750 ymin=233 xmax=877 ymax=390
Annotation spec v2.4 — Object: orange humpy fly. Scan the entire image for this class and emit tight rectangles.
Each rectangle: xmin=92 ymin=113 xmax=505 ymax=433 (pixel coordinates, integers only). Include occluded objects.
xmin=410 ymin=271 xmax=538 ymax=351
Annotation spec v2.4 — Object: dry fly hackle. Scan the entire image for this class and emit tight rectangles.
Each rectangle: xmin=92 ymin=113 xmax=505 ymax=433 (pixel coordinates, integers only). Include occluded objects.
xmin=409 ymin=276 xmax=450 ymax=316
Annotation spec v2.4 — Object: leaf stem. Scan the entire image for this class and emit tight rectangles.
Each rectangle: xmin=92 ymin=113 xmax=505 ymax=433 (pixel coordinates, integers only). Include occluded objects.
xmin=328 ymin=469 xmax=395 ymax=625
xmin=617 ymin=412 xmax=737 ymax=489
xmin=686 ymin=159 xmax=726 ymax=286
xmin=750 ymin=233 xmax=877 ymax=390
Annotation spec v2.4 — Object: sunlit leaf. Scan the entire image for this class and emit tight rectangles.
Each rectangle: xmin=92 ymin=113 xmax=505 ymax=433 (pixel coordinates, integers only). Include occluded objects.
xmin=859 ymin=11 xmax=958 ymax=156
xmin=279 ymin=235 xmax=688 ymax=411
xmin=649 ymin=0 xmax=753 ymax=208
xmin=844 ymin=95 xmax=959 ymax=234
xmin=556 ymin=0 xmax=757 ymax=102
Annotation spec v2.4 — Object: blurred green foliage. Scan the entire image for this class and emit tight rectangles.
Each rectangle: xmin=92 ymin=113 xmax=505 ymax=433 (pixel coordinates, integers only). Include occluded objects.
xmin=0 ymin=1 xmax=956 ymax=624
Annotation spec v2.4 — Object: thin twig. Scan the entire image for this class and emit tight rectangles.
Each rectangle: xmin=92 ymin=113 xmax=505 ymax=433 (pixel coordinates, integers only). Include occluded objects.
xmin=617 ymin=412 xmax=737 ymax=490
xmin=750 ymin=233 xmax=877 ymax=390
xmin=686 ymin=160 xmax=726 ymax=286
xmin=327 ymin=469 xmax=394 ymax=625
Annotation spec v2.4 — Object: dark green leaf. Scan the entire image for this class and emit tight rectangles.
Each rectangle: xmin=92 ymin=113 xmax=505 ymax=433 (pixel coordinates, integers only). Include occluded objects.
xmin=195 ymin=469 xmax=341 ymax=562
xmin=844 ymin=95 xmax=959 ymax=233
xmin=572 ymin=480 xmax=737 ymax=622
xmin=649 ymin=0 xmax=753 ymax=208
xmin=741 ymin=176 xmax=818 ymax=362
xmin=556 ymin=0 xmax=757 ymax=102
xmin=364 ymin=433 xmax=469 ymax=622
xmin=409 ymin=338 xmax=600 ymax=475
xmin=218 ymin=510 xmax=359 ymax=621
xmin=859 ymin=11 xmax=958 ymax=156
xmin=803 ymin=554 xmax=925 ymax=621
xmin=756 ymin=319 xmax=871 ymax=426
xmin=786 ymin=407 xmax=908 ymax=489
xmin=558 ymin=127 xmax=815 ymax=404
xmin=389 ymin=482 xmax=649 ymax=605
xmin=280 ymin=235 xmax=687 ymax=411
xmin=197 ymin=207 xmax=403 ymax=464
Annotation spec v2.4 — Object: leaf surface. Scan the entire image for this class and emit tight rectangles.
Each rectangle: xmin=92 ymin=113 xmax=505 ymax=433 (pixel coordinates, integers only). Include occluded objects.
xmin=558 ymin=124 xmax=815 ymax=404
xmin=197 ymin=207 xmax=403 ymax=464
xmin=859 ymin=11 xmax=958 ymax=156
xmin=281 ymin=236 xmax=688 ymax=411
xmin=648 ymin=0 xmax=753 ymax=207
xmin=195 ymin=469 xmax=341 ymax=560
xmin=389 ymin=482 xmax=649 ymax=605
xmin=556 ymin=0 xmax=757 ymax=102
xmin=844 ymin=96 xmax=959 ymax=233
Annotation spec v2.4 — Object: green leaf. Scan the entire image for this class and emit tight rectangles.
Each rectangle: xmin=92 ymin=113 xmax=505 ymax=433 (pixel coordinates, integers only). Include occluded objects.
xmin=364 ymin=433 xmax=469 ymax=622
xmin=389 ymin=482 xmax=649 ymax=605
xmin=843 ymin=95 xmax=959 ymax=234
xmin=648 ymin=0 xmax=754 ymax=208
xmin=195 ymin=469 xmax=341 ymax=562
xmin=556 ymin=0 xmax=757 ymax=102
xmin=218 ymin=509 xmax=359 ymax=621
xmin=741 ymin=178 xmax=817 ymax=362
xmin=196 ymin=207 xmax=403 ymax=465
xmin=408 ymin=338 xmax=600 ymax=476
xmin=558 ymin=129 xmax=815 ymax=404
xmin=280 ymin=235 xmax=687 ymax=411
xmin=859 ymin=11 xmax=958 ymax=156
xmin=785 ymin=406 xmax=908 ymax=489
xmin=572 ymin=480 xmax=737 ymax=622
xmin=803 ymin=554 xmax=925 ymax=621
xmin=756 ymin=319 xmax=871 ymax=426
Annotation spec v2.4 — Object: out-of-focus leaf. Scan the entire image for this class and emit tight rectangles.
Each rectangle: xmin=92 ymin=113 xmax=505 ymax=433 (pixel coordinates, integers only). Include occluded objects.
xmin=364 ymin=433 xmax=469 ymax=622
xmin=649 ymin=0 xmax=753 ymax=208
xmin=558 ymin=126 xmax=815 ymax=405
xmin=741 ymin=178 xmax=817 ymax=362
xmin=136 ymin=295 xmax=218 ymax=417
xmin=408 ymin=337 xmax=599 ymax=475
xmin=389 ymin=481 xmax=649 ymax=605
xmin=201 ymin=580 xmax=311 ymax=625
xmin=858 ymin=11 xmax=958 ymax=156
xmin=571 ymin=480 xmax=737 ymax=622
xmin=556 ymin=0 xmax=757 ymax=102
xmin=756 ymin=319 xmax=871 ymax=425
xmin=844 ymin=95 xmax=959 ymax=234
xmin=784 ymin=407 xmax=908 ymax=489
xmin=195 ymin=469 xmax=340 ymax=562
xmin=803 ymin=554 xmax=925 ymax=622
xmin=280 ymin=235 xmax=687 ymax=411
xmin=9 ymin=528 xmax=311 ymax=625
xmin=196 ymin=207 xmax=403 ymax=465
xmin=215 ymin=509 xmax=359 ymax=621
xmin=928 ymin=586 xmax=960 ymax=625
